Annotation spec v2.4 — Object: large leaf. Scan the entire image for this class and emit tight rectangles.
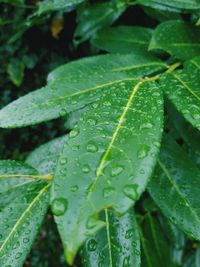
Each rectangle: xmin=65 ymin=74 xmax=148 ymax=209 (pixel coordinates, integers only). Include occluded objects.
xmin=139 ymin=213 xmax=180 ymax=267
xmin=0 ymin=53 xmax=166 ymax=128
xmin=91 ymin=26 xmax=152 ymax=54
xmin=38 ymin=0 xmax=85 ymax=14
xmin=148 ymin=135 xmax=200 ymax=240
xmin=74 ymin=1 xmax=126 ymax=44
xmin=161 ymin=56 xmax=200 ymax=131
xmin=0 ymin=160 xmax=50 ymax=267
xmin=81 ymin=208 xmax=140 ymax=267
xmin=51 ymin=76 xmax=164 ymax=263
xmin=149 ymin=20 xmax=200 ymax=60
xmin=136 ymin=0 xmax=200 ymax=11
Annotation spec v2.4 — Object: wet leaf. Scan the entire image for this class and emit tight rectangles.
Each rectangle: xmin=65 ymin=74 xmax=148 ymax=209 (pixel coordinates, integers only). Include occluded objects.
xmin=161 ymin=56 xmax=200 ymax=131
xmin=51 ymin=76 xmax=164 ymax=263
xmin=91 ymin=26 xmax=152 ymax=54
xmin=74 ymin=0 xmax=126 ymax=45
xmin=81 ymin=208 xmax=140 ymax=267
xmin=137 ymin=0 xmax=200 ymax=11
xmin=148 ymin=135 xmax=200 ymax=241
xmin=149 ymin=20 xmax=200 ymax=60
xmin=0 ymin=53 xmax=165 ymax=128
xmin=0 ymin=160 xmax=50 ymax=267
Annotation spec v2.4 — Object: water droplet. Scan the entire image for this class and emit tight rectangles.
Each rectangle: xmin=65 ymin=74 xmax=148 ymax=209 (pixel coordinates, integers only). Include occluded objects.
xmin=69 ymin=128 xmax=79 ymax=138
xmin=123 ymin=184 xmax=138 ymax=201
xmin=15 ymin=252 xmax=22 ymax=259
xmin=59 ymin=108 xmax=67 ymax=116
xmin=111 ymin=166 xmax=124 ymax=177
xmin=103 ymin=187 xmax=115 ymax=198
xmin=71 ymin=185 xmax=79 ymax=192
xmin=60 ymin=158 xmax=67 ymax=165
xmin=137 ymin=145 xmax=149 ymax=159
xmin=87 ymin=215 xmax=98 ymax=229
xmin=140 ymin=122 xmax=153 ymax=129
xmin=51 ymin=198 xmax=68 ymax=216
xmin=86 ymin=142 xmax=98 ymax=153
xmin=87 ymin=239 xmax=97 ymax=252
xmin=82 ymin=164 xmax=91 ymax=173
xmin=125 ymin=229 xmax=133 ymax=239
xmin=23 ymin=237 xmax=30 ymax=244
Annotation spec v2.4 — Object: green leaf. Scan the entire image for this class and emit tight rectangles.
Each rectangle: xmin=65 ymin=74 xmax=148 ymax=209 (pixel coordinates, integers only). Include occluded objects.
xmin=167 ymin=105 xmax=200 ymax=167
xmin=0 ymin=160 xmax=50 ymax=267
xmin=26 ymin=135 xmax=66 ymax=175
xmin=74 ymin=1 xmax=126 ymax=45
xmin=91 ymin=26 xmax=152 ymax=53
xmin=149 ymin=20 xmax=200 ymax=60
xmin=51 ymin=76 xmax=164 ymax=263
xmin=81 ymin=208 xmax=140 ymax=267
xmin=160 ymin=56 xmax=200 ymax=131
xmin=139 ymin=213 xmax=178 ymax=267
xmin=7 ymin=58 xmax=25 ymax=87
xmin=38 ymin=0 xmax=85 ymax=14
xmin=0 ymin=160 xmax=40 ymax=193
xmin=148 ymin=135 xmax=200 ymax=241
xmin=136 ymin=0 xmax=200 ymax=11
xmin=0 ymin=53 xmax=165 ymax=128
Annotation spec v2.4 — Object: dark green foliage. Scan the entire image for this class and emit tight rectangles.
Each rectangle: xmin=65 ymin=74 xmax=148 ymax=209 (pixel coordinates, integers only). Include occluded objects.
xmin=1 ymin=1 xmax=200 ymax=266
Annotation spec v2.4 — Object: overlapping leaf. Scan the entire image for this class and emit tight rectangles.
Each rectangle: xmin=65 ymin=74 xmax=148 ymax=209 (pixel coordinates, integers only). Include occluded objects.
xmin=0 ymin=160 xmax=50 ymax=267
xmin=137 ymin=0 xmax=200 ymax=11
xmin=149 ymin=20 xmax=200 ymax=60
xmin=74 ymin=0 xmax=126 ymax=44
xmin=81 ymin=208 xmax=140 ymax=267
xmin=91 ymin=26 xmax=152 ymax=53
xmin=161 ymin=56 xmax=200 ymax=131
xmin=51 ymin=72 xmax=164 ymax=263
xmin=139 ymin=213 xmax=183 ymax=267
xmin=0 ymin=53 xmax=166 ymax=128
xmin=38 ymin=0 xmax=85 ymax=14
xmin=148 ymin=135 xmax=200 ymax=240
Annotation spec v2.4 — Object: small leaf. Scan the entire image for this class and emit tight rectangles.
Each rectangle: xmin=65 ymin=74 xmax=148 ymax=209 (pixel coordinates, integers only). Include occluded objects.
xmin=81 ymin=208 xmax=140 ymax=267
xmin=148 ymin=135 xmax=200 ymax=240
xmin=91 ymin=26 xmax=152 ymax=53
xmin=160 ymin=56 xmax=200 ymax=131
xmin=149 ymin=20 xmax=200 ymax=60
xmin=0 ymin=53 xmax=165 ymax=128
xmin=51 ymin=77 xmax=164 ymax=263
xmin=38 ymin=0 xmax=85 ymax=14
xmin=137 ymin=0 xmax=200 ymax=11
xmin=0 ymin=160 xmax=50 ymax=267
xmin=74 ymin=1 xmax=126 ymax=45
xmin=7 ymin=58 xmax=25 ymax=87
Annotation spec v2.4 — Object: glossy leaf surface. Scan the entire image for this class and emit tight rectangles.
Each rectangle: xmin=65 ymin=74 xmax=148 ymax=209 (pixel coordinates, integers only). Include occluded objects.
xmin=74 ymin=1 xmax=126 ymax=44
xmin=81 ymin=208 xmax=140 ymax=267
xmin=38 ymin=0 xmax=85 ymax=14
xmin=148 ymin=135 xmax=200 ymax=240
xmin=0 ymin=160 xmax=50 ymax=267
xmin=161 ymin=56 xmax=200 ymax=131
xmin=140 ymin=213 xmax=179 ymax=267
xmin=91 ymin=26 xmax=152 ymax=53
xmin=149 ymin=20 xmax=200 ymax=60
xmin=137 ymin=0 xmax=200 ymax=11
xmin=0 ymin=53 xmax=165 ymax=128
xmin=51 ymin=77 xmax=164 ymax=263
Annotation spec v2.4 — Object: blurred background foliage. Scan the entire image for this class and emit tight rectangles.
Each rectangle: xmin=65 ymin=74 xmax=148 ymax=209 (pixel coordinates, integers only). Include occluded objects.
xmin=1 ymin=0 xmax=199 ymax=266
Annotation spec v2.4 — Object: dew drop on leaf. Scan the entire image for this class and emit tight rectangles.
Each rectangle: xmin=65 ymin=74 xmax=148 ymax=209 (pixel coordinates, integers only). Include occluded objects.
xmin=87 ymin=239 xmax=97 ymax=252
xmin=111 ymin=166 xmax=124 ymax=177
xmin=123 ymin=184 xmax=138 ymax=201
xmin=51 ymin=198 xmax=68 ymax=216
xmin=103 ymin=187 xmax=115 ymax=198
xmin=86 ymin=142 xmax=98 ymax=153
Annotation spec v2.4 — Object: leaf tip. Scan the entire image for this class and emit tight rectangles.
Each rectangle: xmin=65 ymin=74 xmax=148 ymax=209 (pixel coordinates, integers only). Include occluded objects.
xmin=64 ymin=245 xmax=76 ymax=265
